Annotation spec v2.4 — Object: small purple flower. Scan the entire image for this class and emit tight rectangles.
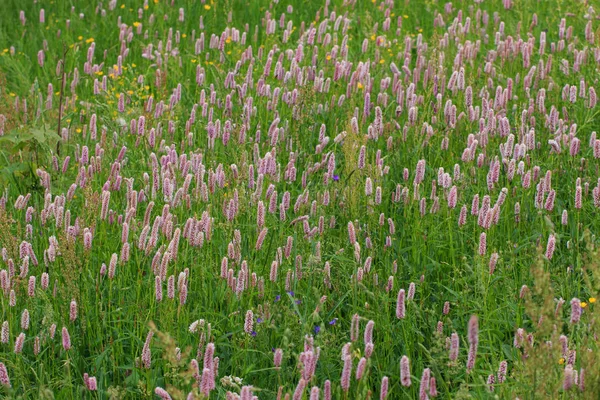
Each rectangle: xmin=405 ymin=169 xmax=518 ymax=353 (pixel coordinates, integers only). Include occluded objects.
xmin=287 ymin=291 xmax=295 ymax=297
xmin=257 ymin=318 xmax=263 ymax=323
xmin=275 ymin=295 xmax=281 ymax=302
xmin=251 ymin=331 xmax=257 ymax=337
xmin=329 ymin=318 xmax=338 ymax=325
xmin=314 ymin=326 xmax=321 ymax=334
xmin=333 ymin=175 xmax=340 ymax=181
xmin=295 ymin=299 xmax=301 ymax=305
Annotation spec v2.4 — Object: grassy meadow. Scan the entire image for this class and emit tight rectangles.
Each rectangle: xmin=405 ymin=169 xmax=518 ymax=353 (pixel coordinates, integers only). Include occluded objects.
xmin=1 ymin=0 xmax=600 ymax=398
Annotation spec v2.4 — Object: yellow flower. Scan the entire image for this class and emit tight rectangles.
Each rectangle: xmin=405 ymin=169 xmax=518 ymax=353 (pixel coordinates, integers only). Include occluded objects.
xmin=86 ymin=38 xmax=94 ymax=43
xmin=127 ymin=90 xmax=133 ymax=95
xmin=2 ymin=49 xmax=8 ymax=53
xmin=131 ymin=63 xmax=136 ymax=68
xmin=78 ymin=36 xmax=83 ymax=40
xmin=120 ymin=4 xmax=125 ymax=8
xmin=225 ymin=37 xmax=232 ymax=44
xmin=326 ymin=55 xmax=331 ymax=61
xmin=357 ymin=83 xmax=363 ymax=89
xmin=133 ymin=22 xmax=141 ymax=28
xmin=182 ymin=34 xmax=187 ymax=38
xmin=9 ymin=93 xmax=15 ymax=97
xmin=95 ymin=71 xmax=104 ymax=76
xmin=76 ymin=128 xmax=82 ymax=133
xmin=204 ymin=5 xmax=211 ymax=9
xmin=581 ymin=302 xmax=588 ymax=308
xmin=370 ymin=34 xmax=376 ymax=41
xmin=403 ymin=14 xmax=409 ymax=19
xmin=558 ymin=358 xmax=565 ymax=365
xmin=589 ymin=297 xmax=597 ymax=304
xmin=144 ymin=5 xmax=149 ymax=10
xmin=379 ymin=59 xmax=385 ymax=64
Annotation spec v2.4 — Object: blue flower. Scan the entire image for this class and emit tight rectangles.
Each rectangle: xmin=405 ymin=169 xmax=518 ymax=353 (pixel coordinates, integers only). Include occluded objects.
xmin=251 ymin=331 xmax=257 ymax=337
xmin=333 ymin=175 xmax=340 ymax=181
xmin=287 ymin=291 xmax=295 ymax=297
xmin=314 ymin=326 xmax=321 ymax=334
xmin=275 ymin=295 xmax=281 ymax=302
xmin=295 ymin=299 xmax=301 ymax=305
xmin=329 ymin=318 xmax=338 ymax=325
xmin=257 ymin=318 xmax=263 ymax=323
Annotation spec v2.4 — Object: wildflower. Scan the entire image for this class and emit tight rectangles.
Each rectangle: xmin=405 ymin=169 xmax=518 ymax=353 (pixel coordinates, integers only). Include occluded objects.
xmin=466 ymin=315 xmax=479 ymax=372
xmin=155 ymin=387 xmax=172 ymax=400
xmin=21 ymin=309 xmax=29 ymax=330
xmin=341 ymin=355 xmax=352 ymax=391
xmin=449 ymin=332 xmax=459 ymax=361
xmin=478 ymin=232 xmax=487 ymax=256
xmin=255 ymin=228 xmax=268 ymax=250
xmin=70 ymin=299 xmax=78 ymax=321
xmin=380 ymin=376 xmax=389 ymax=399
xmin=0 ymin=362 xmax=10 ymax=387
xmin=396 ymin=289 xmax=406 ymax=319
xmin=1 ymin=321 xmax=8 ymax=343
xmin=244 ymin=310 xmax=254 ymax=334
xmin=564 ymin=365 xmax=574 ymax=390
xmin=292 ymin=378 xmax=306 ymax=400
xmin=487 ymin=374 xmax=495 ymax=392
xmin=142 ymin=331 xmax=153 ymax=368
xmin=570 ymin=298 xmax=582 ymax=323
xmin=348 ymin=222 xmax=357 ymax=245
xmin=62 ymin=327 xmax=71 ymax=350
xmin=419 ymin=368 xmax=431 ymax=400
xmin=546 ymin=234 xmax=556 ymax=260
xmin=274 ymin=348 xmax=283 ymax=368
xmin=87 ymin=376 xmax=97 ymax=390
xmin=364 ymin=320 xmax=374 ymax=344
xmin=14 ymin=332 xmax=25 ymax=353
xmin=497 ymin=360 xmax=508 ymax=383
xmin=400 ymin=355 xmax=411 ymax=386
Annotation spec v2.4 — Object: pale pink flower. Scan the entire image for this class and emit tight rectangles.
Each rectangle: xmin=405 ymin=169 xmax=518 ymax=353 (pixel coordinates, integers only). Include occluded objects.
xmin=400 ymin=355 xmax=411 ymax=386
